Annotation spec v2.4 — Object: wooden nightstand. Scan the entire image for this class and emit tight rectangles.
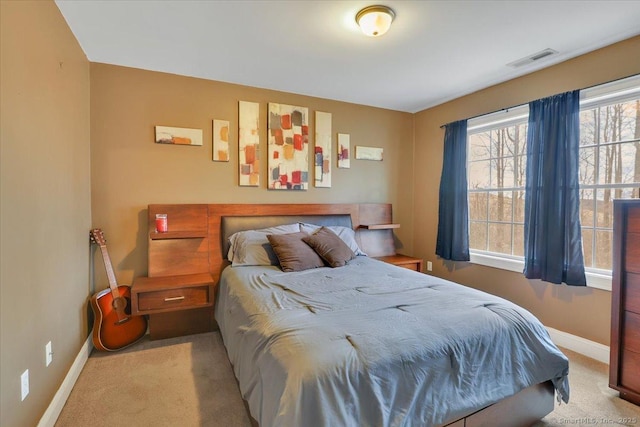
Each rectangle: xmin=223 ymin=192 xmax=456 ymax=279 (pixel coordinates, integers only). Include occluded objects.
xmin=374 ymin=254 xmax=423 ymax=272
xmin=131 ymin=272 xmax=215 ymax=340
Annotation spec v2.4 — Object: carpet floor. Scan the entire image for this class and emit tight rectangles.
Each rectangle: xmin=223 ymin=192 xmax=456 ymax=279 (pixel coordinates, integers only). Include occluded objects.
xmin=55 ymin=332 xmax=640 ymax=426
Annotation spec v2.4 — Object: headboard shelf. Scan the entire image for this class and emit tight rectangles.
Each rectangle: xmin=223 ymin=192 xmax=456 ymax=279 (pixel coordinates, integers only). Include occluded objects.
xmin=359 ymin=223 xmax=400 ymax=230
xmin=149 ymin=230 xmax=208 ymax=240
xmin=147 ymin=203 xmax=399 ymax=282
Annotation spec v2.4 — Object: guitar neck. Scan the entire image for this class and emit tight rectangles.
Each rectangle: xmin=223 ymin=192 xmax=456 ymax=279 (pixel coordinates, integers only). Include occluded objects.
xmin=90 ymin=228 xmax=131 ymax=324
xmin=98 ymin=245 xmax=120 ymax=299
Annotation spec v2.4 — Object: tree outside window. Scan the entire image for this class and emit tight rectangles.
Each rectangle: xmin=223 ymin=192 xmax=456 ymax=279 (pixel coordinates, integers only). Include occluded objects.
xmin=467 ymin=91 xmax=640 ymax=277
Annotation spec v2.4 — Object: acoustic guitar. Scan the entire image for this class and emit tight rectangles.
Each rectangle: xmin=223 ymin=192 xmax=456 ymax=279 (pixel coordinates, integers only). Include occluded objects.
xmin=89 ymin=229 xmax=147 ymax=351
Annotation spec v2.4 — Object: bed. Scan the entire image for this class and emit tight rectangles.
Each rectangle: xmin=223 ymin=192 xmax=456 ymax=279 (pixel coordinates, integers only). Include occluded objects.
xmin=147 ymin=203 xmax=570 ymax=427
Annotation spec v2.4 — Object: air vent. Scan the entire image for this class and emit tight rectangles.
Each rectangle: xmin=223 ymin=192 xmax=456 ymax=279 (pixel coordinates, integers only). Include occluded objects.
xmin=507 ymin=48 xmax=558 ymax=68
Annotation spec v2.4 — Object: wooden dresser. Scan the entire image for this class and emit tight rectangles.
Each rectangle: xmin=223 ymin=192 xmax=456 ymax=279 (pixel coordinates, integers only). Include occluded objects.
xmin=610 ymin=199 xmax=640 ymax=406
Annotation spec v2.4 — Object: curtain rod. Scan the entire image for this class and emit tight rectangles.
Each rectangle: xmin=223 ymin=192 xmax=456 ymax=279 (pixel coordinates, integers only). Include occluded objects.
xmin=439 ymin=106 xmax=516 ymax=129
xmin=438 ymin=73 xmax=640 ymax=129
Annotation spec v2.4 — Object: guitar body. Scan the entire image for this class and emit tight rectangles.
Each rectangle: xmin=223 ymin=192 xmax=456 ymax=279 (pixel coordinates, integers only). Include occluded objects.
xmin=90 ymin=284 xmax=147 ymax=352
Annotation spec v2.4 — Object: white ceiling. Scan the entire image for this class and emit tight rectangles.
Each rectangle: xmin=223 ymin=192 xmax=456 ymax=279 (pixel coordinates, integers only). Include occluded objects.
xmin=55 ymin=0 xmax=640 ymax=113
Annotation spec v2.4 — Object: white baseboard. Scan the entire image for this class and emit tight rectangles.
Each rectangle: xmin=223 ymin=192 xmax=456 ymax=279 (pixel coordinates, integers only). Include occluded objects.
xmin=37 ymin=336 xmax=93 ymax=427
xmin=545 ymin=326 xmax=610 ymax=365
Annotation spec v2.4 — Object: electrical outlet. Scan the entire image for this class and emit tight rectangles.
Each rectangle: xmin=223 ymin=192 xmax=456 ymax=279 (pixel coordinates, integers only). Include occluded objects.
xmin=46 ymin=341 xmax=53 ymax=366
xmin=427 ymin=261 xmax=433 ymax=272
xmin=21 ymin=369 xmax=29 ymax=401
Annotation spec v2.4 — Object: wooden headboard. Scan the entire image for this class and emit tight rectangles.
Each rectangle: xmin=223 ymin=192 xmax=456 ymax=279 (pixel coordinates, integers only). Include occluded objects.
xmin=147 ymin=203 xmax=396 ymax=282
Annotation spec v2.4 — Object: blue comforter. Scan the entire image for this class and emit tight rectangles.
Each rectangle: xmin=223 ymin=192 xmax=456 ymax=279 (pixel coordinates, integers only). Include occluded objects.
xmin=215 ymin=256 xmax=569 ymax=427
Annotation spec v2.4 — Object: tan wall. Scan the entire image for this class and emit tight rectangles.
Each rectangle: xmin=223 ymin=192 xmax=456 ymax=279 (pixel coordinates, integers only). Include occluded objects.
xmin=89 ymin=64 xmax=415 ymax=290
xmin=2 ymin=2 xmax=638 ymax=423
xmin=0 ymin=1 xmax=91 ymax=426
xmin=413 ymin=36 xmax=640 ymax=346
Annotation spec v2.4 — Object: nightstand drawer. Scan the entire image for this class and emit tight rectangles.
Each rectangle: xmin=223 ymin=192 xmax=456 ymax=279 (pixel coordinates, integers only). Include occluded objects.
xmin=398 ymin=262 xmax=421 ymax=271
xmin=131 ymin=272 xmax=215 ymax=319
xmin=374 ymin=254 xmax=423 ymax=273
xmin=137 ymin=285 xmax=210 ymax=312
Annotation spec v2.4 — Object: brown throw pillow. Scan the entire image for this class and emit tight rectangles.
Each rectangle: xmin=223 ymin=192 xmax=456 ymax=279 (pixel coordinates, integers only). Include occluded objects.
xmin=302 ymin=227 xmax=356 ymax=267
xmin=267 ymin=232 xmax=325 ymax=272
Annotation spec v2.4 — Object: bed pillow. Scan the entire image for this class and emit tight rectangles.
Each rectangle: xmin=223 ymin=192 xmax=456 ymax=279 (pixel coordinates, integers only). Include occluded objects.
xmin=228 ymin=223 xmax=301 ymax=266
xmin=267 ymin=232 xmax=325 ymax=272
xmin=302 ymin=227 xmax=356 ymax=267
xmin=299 ymin=223 xmax=367 ymax=256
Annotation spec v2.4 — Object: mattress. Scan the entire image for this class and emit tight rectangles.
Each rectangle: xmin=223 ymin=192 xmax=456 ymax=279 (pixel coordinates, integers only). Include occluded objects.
xmin=215 ymin=256 xmax=569 ymax=427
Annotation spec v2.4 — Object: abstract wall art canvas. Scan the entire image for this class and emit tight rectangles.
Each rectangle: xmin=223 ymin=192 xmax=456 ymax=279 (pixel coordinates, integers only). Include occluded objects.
xmin=212 ymin=119 xmax=230 ymax=162
xmin=155 ymin=126 xmax=203 ymax=146
xmin=238 ymin=101 xmax=260 ymax=186
xmin=337 ymin=133 xmax=350 ymax=169
xmin=268 ymin=103 xmax=309 ymax=190
xmin=355 ymin=145 xmax=383 ymax=161
xmin=314 ymin=111 xmax=332 ymax=188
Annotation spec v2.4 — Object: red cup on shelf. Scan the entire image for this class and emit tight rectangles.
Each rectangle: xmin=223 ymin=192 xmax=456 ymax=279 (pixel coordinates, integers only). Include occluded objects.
xmin=155 ymin=214 xmax=168 ymax=233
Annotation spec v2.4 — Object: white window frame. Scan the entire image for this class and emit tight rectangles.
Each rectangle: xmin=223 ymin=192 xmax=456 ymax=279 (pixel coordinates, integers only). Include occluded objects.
xmin=467 ymin=74 xmax=640 ymax=292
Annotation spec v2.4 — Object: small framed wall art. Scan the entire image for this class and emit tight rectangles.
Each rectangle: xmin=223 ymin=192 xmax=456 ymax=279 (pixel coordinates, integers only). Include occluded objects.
xmin=337 ymin=133 xmax=350 ymax=168
xmin=212 ymin=119 xmax=230 ymax=162
xmin=155 ymin=126 xmax=203 ymax=146
xmin=355 ymin=146 xmax=383 ymax=161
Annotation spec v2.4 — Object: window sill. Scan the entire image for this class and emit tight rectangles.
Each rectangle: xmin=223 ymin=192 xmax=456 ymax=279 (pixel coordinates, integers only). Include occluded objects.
xmin=468 ymin=251 xmax=611 ymax=292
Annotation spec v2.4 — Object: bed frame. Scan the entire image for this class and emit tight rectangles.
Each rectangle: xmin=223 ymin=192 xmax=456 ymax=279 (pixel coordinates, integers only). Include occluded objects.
xmin=146 ymin=203 xmax=555 ymax=427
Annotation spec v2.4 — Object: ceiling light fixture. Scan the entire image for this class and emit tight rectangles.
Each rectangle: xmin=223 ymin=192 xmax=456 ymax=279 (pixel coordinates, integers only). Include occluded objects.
xmin=356 ymin=5 xmax=395 ymax=37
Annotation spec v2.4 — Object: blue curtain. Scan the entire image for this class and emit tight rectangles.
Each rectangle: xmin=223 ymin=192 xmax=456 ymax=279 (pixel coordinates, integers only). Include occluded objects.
xmin=524 ymin=90 xmax=586 ymax=285
xmin=436 ymin=120 xmax=470 ymax=261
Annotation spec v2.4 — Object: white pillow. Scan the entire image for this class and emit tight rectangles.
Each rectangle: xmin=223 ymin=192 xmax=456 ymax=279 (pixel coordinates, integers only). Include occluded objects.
xmin=228 ymin=223 xmax=301 ymax=266
xmin=298 ymin=223 xmax=367 ymax=256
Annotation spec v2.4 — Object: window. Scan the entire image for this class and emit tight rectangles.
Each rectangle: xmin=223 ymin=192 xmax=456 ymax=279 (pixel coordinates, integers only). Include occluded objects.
xmin=468 ymin=107 xmax=529 ymax=259
xmin=467 ymin=75 xmax=640 ymax=290
xmin=579 ymin=84 xmax=640 ymax=273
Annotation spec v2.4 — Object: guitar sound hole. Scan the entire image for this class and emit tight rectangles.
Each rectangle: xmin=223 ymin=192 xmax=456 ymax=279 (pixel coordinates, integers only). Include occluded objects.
xmin=111 ymin=296 xmax=132 ymax=315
